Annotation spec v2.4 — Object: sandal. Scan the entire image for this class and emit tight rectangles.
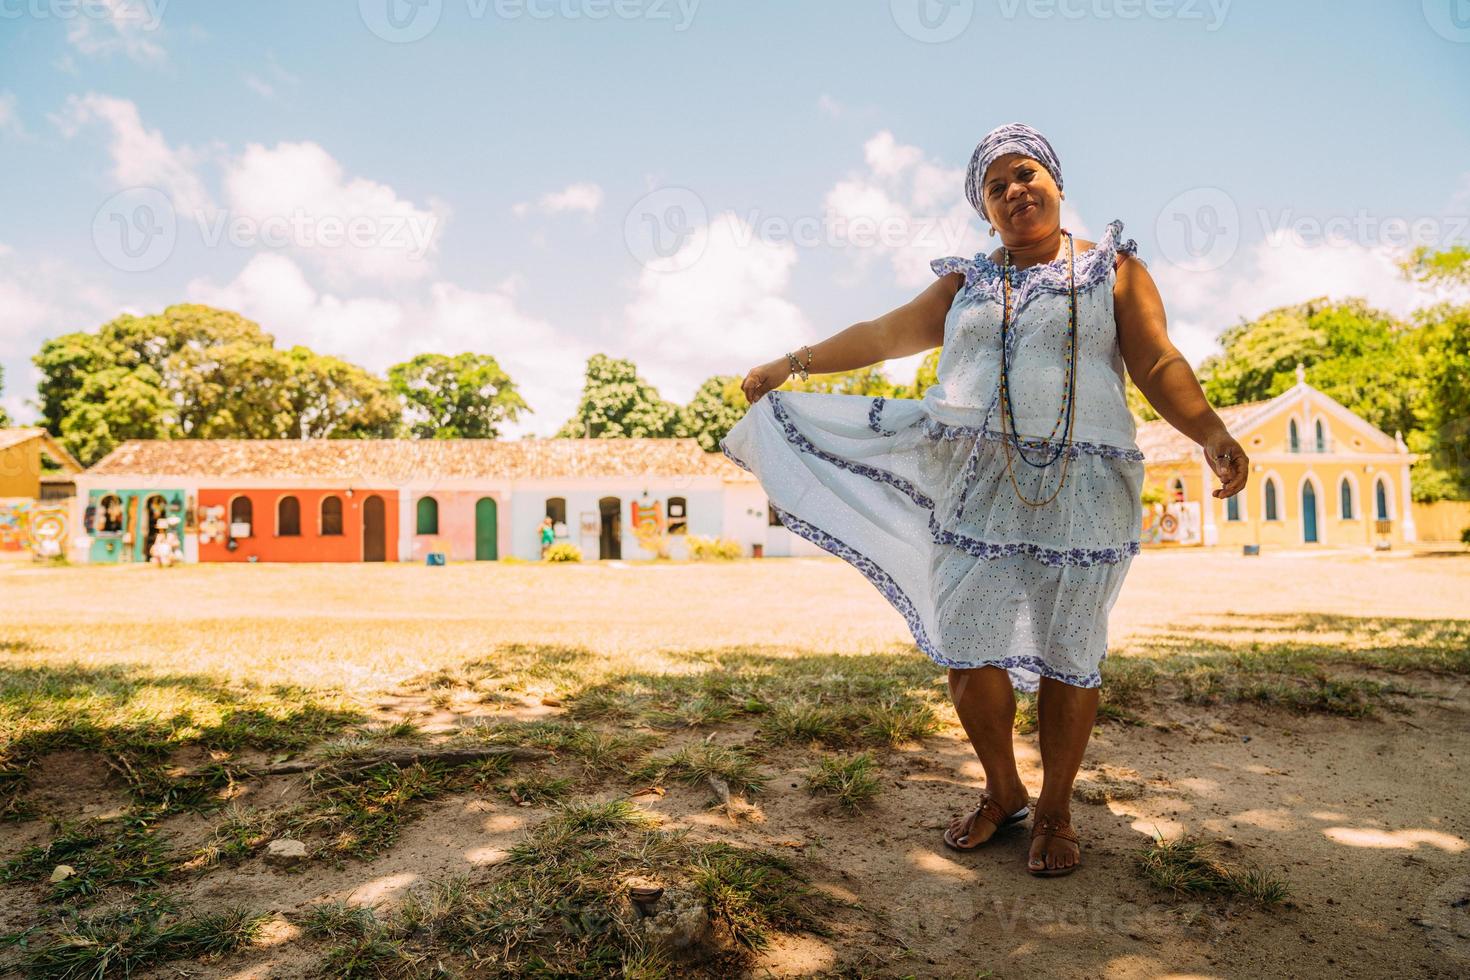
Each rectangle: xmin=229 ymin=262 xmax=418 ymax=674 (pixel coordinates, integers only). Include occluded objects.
xmin=1028 ymin=814 xmax=1081 ymax=877
xmin=942 ymin=791 xmax=1030 ymax=852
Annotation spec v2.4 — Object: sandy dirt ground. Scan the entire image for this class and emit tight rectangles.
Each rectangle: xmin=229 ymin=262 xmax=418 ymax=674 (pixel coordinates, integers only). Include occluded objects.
xmin=1 ymin=547 xmax=1467 ymax=978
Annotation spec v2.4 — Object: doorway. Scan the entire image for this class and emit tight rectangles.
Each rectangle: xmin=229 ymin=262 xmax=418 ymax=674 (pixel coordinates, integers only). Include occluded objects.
xmin=1301 ymin=481 xmax=1318 ymax=543
xmin=598 ymin=496 xmax=621 ymax=560
xmin=475 ymin=497 xmax=497 ymax=560
xmin=363 ymin=495 xmax=386 ymax=561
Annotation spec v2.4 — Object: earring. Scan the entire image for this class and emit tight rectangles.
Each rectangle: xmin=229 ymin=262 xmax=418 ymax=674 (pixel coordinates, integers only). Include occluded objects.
xmin=988 ymin=225 xmax=996 ymax=237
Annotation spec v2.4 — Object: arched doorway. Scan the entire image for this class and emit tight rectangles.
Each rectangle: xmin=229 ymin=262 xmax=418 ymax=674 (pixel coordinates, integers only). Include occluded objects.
xmin=475 ymin=497 xmax=498 ymax=560
xmin=141 ymin=494 xmax=168 ymax=560
xmin=1301 ymin=481 xmax=1319 ymax=543
xmin=363 ymin=495 xmax=386 ymax=562
xmin=598 ymin=496 xmax=621 ymax=560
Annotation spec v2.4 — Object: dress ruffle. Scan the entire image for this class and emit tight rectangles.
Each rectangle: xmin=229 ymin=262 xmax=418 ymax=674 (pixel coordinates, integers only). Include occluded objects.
xmin=718 ymin=388 xmax=1143 ymax=691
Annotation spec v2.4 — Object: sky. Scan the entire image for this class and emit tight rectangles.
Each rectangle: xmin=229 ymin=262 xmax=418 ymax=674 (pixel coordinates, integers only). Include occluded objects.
xmin=1 ymin=0 xmax=1468 ymax=437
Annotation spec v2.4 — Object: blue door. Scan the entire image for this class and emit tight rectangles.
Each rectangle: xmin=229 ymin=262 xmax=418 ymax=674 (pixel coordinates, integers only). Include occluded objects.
xmin=1302 ymin=482 xmax=1318 ymax=543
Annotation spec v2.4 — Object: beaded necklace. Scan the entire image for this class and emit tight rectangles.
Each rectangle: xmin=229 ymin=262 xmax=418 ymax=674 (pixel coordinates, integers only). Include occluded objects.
xmin=998 ymin=229 xmax=1079 ymax=507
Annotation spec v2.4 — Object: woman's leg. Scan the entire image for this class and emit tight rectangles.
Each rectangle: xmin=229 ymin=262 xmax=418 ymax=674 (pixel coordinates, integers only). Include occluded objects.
xmin=1028 ymin=676 xmax=1098 ymax=871
xmin=946 ymin=665 xmax=1030 ymax=844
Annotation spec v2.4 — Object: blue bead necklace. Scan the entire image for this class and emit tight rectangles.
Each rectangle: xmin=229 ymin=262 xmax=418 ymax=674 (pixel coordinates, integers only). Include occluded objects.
xmin=998 ymin=229 xmax=1079 ymax=507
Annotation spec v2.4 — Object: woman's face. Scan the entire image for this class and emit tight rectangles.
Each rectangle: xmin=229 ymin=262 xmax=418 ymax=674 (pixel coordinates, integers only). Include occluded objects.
xmin=981 ymin=153 xmax=1061 ymax=241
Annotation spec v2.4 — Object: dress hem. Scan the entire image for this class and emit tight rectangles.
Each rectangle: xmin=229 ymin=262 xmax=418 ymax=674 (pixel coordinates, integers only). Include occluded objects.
xmin=721 ymin=439 xmax=1105 ymax=692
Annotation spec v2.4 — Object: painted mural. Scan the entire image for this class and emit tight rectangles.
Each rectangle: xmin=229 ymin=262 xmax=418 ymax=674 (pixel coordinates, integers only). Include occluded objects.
xmin=0 ymin=499 xmax=71 ymax=559
xmin=84 ymin=488 xmax=187 ymax=563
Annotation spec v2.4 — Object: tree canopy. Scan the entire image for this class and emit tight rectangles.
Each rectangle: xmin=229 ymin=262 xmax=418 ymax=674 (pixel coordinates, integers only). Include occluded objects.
xmin=389 ymin=352 xmax=529 ymax=440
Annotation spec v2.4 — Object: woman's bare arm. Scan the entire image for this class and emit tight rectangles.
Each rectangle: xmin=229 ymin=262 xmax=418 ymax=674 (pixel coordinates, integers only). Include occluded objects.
xmin=1114 ymin=255 xmax=1249 ymax=498
xmin=737 ymin=274 xmax=957 ymax=403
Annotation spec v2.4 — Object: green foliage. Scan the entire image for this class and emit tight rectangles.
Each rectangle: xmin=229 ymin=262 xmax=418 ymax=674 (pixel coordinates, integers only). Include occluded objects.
xmin=1400 ymin=243 xmax=1470 ymax=287
xmin=0 ymin=363 xmax=10 ymax=427
xmin=1461 ymin=526 xmax=1470 ymax=547
xmin=783 ymin=363 xmax=898 ymax=397
xmin=555 ymin=353 xmax=684 ymax=439
xmin=679 ymin=374 xmax=748 ymax=452
xmin=33 ymin=304 xmax=399 ymax=464
xmin=685 ymin=534 xmax=742 ymax=560
xmin=542 ymin=541 xmax=582 ymax=562
xmin=1196 ymin=293 xmax=1469 ymax=500
xmin=388 ymin=351 xmax=529 ymax=439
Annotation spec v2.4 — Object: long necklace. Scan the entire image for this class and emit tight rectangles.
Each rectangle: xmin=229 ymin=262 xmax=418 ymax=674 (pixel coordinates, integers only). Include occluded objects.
xmin=998 ymin=230 xmax=1079 ymax=508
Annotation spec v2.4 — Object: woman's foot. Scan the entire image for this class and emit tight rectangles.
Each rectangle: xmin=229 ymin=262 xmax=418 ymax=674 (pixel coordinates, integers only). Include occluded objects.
xmin=1027 ymin=809 xmax=1081 ymax=876
xmin=943 ymin=787 xmax=1031 ymax=851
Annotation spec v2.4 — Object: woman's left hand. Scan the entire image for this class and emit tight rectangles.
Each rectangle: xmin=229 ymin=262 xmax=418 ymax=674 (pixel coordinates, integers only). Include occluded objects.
xmin=1204 ymin=431 xmax=1249 ymax=498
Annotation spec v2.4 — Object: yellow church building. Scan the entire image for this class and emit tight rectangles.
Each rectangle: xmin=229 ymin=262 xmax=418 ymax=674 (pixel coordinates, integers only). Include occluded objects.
xmin=1135 ymin=365 xmax=1417 ymax=550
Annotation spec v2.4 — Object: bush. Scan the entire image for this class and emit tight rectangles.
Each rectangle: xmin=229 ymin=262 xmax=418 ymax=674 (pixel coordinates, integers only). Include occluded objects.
xmin=1461 ymin=526 xmax=1470 ymax=547
xmin=542 ymin=542 xmax=582 ymax=563
xmin=687 ymin=534 xmax=744 ymax=560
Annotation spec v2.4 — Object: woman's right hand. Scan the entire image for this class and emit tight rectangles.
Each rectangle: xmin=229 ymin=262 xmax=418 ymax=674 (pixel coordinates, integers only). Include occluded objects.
xmin=738 ymin=358 xmax=793 ymax=405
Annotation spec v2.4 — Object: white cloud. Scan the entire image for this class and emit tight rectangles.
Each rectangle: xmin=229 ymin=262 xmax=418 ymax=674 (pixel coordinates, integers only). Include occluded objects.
xmin=53 ymin=93 xmax=213 ymax=214
xmin=817 ymin=94 xmax=845 ymax=118
xmin=623 ymin=211 xmax=812 ymax=406
xmin=223 ymin=141 xmax=446 ymax=287
xmin=512 ymin=182 xmax=604 ymax=218
xmin=0 ymin=92 xmax=27 ymax=139
xmin=1150 ymin=229 xmax=1466 ymax=367
xmin=66 ymin=0 xmax=167 ymax=65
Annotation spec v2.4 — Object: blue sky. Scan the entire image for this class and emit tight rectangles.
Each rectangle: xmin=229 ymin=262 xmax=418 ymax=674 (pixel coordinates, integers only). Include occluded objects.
xmin=2 ymin=0 xmax=1467 ymax=435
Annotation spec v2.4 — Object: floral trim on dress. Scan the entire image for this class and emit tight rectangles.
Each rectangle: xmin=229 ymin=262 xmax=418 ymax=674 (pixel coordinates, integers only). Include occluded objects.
xmin=744 ymin=390 xmax=1139 ymax=569
xmin=768 ymin=391 xmax=935 ymax=510
xmin=916 ymin=415 xmax=1145 ymax=461
xmin=930 ymin=218 xmax=1143 ymax=318
xmin=716 ymin=443 xmax=1103 ymax=687
xmin=868 ymin=396 xmax=898 ymax=436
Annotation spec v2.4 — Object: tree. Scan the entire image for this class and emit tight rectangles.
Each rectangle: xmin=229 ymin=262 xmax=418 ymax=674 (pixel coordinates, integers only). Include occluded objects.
xmin=555 ymin=354 xmax=684 ymax=439
xmin=33 ymin=303 xmax=400 ymax=464
xmin=679 ymin=375 xmax=747 ymax=452
xmin=0 ymin=364 xmax=10 ymax=428
xmin=388 ymin=352 xmax=528 ymax=440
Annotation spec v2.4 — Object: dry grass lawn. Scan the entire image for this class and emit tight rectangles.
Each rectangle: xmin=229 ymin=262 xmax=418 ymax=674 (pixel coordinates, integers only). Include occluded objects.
xmin=0 ymin=548 xmax=1467 ymax=978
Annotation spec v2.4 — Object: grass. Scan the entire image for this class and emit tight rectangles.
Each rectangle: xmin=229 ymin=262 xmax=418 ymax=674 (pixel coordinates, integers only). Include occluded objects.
xmin=8 ymin=895 xmax=267 ymax=980
xmin=1135 ymin=832 xmax=1290 ymax=906
xmin=1 ymin=561 xmax=1465 ymax=975
xmin=803 ymin=753 xmax=882 ymax=813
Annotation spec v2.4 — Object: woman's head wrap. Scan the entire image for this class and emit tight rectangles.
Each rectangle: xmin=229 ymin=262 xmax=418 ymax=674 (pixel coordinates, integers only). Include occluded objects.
xmin=965 ymin=123 xmax=1063 ymax=223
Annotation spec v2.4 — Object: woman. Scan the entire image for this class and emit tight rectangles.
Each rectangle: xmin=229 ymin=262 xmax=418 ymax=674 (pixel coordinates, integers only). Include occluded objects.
xmin=719 ymin=122 xmax=1248 ymax=878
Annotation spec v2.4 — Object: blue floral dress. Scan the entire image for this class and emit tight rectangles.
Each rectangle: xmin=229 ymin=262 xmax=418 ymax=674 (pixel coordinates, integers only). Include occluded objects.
xmin=719 ymin=219 xmax=1147 ymax=692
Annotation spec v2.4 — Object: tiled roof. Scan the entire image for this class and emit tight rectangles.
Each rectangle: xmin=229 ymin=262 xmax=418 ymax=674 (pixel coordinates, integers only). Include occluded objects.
xmin=0 ymin=428 xmax=49 ymax=452
xmin=86 ymin=437 xmax=756 ymax=483
xmin=1136 ymin=399 xmax=1275 ymax=462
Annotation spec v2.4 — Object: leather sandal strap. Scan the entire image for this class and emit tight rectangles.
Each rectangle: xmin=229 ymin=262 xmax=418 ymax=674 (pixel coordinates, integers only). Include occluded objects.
xmin=1031 ymin=819 xmax=1080 ymax=845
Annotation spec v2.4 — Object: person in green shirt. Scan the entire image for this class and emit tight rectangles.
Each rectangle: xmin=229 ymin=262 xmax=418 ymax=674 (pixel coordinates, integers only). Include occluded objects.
xmin=539 ymin=517 xmax=555 ymax=558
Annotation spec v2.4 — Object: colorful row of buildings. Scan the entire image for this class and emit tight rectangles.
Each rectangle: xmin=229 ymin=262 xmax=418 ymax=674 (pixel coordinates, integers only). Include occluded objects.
xmin=0 ymin=373 xmax=1441 ymax=564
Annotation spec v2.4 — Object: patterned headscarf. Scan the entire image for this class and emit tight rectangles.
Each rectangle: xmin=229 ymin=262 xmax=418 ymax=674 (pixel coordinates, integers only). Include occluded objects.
xmin=965 ymin=122 xmax=1064 ymax=223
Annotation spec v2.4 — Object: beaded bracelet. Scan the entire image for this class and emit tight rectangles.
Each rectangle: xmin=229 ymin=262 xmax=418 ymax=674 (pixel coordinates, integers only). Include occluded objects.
xmin=785 ymin=344 xmax=812 ymax=382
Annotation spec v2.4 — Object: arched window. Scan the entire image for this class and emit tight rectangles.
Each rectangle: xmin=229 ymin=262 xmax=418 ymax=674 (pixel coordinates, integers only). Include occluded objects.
xmin=278 ymin=496 xmax=301 ymax=536
xmin=230 ymin=496 xmax=253 ymax=537
xmin=1288 ymin=419 xmax=1300 ymax=453
xmin=667 ymin=496 xmax=687 ymax=535
xmin=1169 ymin=477 xmax=1186 ymax=501
xmin=98 ymin=494 xmax=123 ymax=532
xmin=1264 ymin=478 xmax=1279 ymax=521
xmin=1375 ymin=478 xmax=1390 ymax=520
xmin=1226 ymin=494 xmax=1240 ymax=521
xmin=416 ymin=496 xmax=439 ymax=535
xmin=767 ymin=498 xmax=784 ymax=527
xmin=1315 ymin=419 xmax=1326 ymax=452
xmin=321 ymin=496 xmax=344 ymax=536
xmin=1339 ymin=478 xmax=1354 ymax=519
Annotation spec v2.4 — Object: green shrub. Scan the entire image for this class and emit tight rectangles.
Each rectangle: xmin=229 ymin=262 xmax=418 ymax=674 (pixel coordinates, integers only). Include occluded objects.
xmin=542 ymin=542 xmax=582 ymax=563
xmin=687 ymin=534 xmax=743 ymax=560
xmin=1460 ymin=525 xmax=1470 ymax=546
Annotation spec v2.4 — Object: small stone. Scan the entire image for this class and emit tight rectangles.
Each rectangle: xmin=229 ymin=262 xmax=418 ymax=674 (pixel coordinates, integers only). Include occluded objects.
xmin=49 ymin=865 xmax=75 ymax=883
xmin=264 ymin=839 xmax=308 ymax=866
